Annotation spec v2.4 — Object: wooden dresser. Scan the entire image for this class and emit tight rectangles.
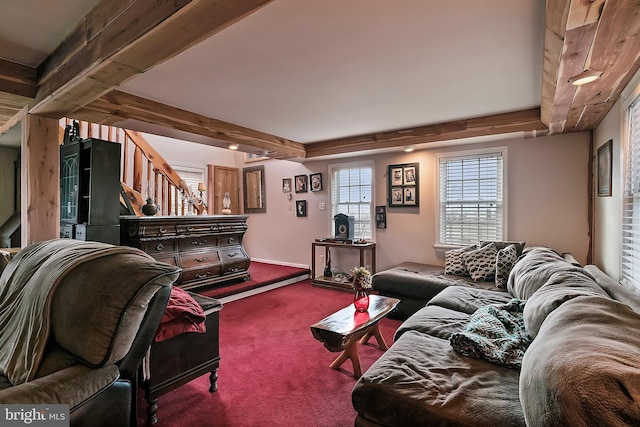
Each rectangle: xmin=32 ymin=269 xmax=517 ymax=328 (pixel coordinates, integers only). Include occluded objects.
xmin=120 ymin=215 xmax=251 ymax=290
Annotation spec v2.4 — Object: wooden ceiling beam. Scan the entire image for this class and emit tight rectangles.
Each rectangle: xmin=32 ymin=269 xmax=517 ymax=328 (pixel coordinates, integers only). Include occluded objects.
xmin=0 ymin=59 xmax=37 ymax=98
xmin=304 ymin=108 xmax=546 ymax=158
xmin=75 ymin=90 xmax=307 ymax=158
xmin=29 ymin=0 xmax=274 ymax=119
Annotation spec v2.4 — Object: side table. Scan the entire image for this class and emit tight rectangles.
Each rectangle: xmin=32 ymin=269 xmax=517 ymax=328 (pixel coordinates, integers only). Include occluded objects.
xmin=310 ymin=295 xmax=400 ymax=378
xmin=311 ymin=241 xmax=376 ymax=291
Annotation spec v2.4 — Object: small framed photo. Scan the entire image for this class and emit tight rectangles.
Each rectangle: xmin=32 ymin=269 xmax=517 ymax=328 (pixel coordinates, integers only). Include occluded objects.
xmin=390 ymin=187 xmax=404 ymax=206
xmin=403 ymin=166 xmax=417 ymax=185
xmin=391 ymin=167 xmax=403 ymax=186
xmin=295 ymin=175 xmax=308 ymax=193
xmin=310 ymin=173 xmax=323 ymax=192
xmin=403 ymin=187 xmax=417 ymax=205
xmin=282 ymin=178 xmax=292 ymax=193
xmin=296 ymin=200 xmax=307 ymax=217
xmin=376 ymin=205 xmax=387 ymax=229
xmin=597 ymin=139 xmax=612 ymax=197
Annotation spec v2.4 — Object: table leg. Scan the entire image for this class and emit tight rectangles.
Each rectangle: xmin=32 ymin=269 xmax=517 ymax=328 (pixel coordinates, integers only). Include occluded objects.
xmin=359 ymin=324 xmax=389 ymax=351
xmin=329 ymin=342 xmax=362 ymax=378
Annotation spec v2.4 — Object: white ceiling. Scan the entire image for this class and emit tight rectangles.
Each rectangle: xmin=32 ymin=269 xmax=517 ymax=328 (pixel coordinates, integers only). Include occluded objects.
xmin=120 ymin=0 xmax=544 ymax=144
xmin=0 ymin=0 xmax=545 ymax=152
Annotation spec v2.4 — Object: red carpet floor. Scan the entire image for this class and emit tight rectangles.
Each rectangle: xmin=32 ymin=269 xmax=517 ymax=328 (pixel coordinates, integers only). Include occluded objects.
xmin=137 ymin=280 xmax=402 ymax=427
xmin=198 ymin=262 xmax=309 ymax=299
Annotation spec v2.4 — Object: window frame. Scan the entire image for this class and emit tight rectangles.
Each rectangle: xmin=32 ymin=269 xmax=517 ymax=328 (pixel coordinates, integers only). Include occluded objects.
xmin=435 ymin=146 xmax=508 ymax=249
xmin=328 ymin=160 xmax=375 ymax=241
xmin=620 ymin=71 xmax=640 ymax=290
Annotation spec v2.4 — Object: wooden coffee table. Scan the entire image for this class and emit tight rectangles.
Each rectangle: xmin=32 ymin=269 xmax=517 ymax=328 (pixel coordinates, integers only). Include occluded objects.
xmin=310 ymin=294 xmax=400 ymax=378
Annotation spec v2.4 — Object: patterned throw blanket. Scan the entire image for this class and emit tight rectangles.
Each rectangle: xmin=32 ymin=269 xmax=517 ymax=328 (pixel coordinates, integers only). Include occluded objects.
xmin=450 ymin=299 xmax=531 ymax=369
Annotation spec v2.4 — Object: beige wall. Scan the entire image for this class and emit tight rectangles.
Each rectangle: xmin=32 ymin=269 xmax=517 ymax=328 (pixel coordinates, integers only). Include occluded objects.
xmin=154 ymin=131 xmax=592 ymax=271
xmin=593 ymin=100 xmax=622 ymax=278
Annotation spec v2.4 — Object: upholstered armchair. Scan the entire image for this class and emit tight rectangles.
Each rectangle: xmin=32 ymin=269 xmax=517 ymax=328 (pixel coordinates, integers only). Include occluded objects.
xmin=0 ymin=239 xmax=180 ymax=427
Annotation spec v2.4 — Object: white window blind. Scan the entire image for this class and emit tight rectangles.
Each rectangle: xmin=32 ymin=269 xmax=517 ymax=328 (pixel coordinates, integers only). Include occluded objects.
xmin=439 ymin=151 xmax=504 ymax=246
xmin=330 ymin=164 xmax=373 ymax=240
xmin=622 ymin=97 xmax=640 ymax=290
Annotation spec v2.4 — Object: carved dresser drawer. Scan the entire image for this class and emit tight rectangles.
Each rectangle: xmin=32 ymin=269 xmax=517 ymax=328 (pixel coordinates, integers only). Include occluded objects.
xmin=120 ymin=215 xmax=250 ymax=290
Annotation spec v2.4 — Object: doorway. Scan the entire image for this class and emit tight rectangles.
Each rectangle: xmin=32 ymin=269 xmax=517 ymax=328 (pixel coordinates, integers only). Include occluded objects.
xmin=209 ymin=165 xmax=239 ymax=214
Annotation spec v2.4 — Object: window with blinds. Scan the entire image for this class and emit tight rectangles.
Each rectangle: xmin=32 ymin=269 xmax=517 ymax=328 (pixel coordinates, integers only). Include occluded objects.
xmin=622 ymin=97 xmax=640 ymax=290
xmin=169 ymin=166 xmax=205 ymax=215
xmin=330 ymin=163 xmax=374 ymax=240
xmin=438 ymin=150 xmax=505 ymax=246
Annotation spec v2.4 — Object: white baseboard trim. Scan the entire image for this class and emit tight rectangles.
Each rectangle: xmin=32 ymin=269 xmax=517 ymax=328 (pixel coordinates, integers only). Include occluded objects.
xmin=250 ymin=258 xmax=309 ymax=270
xmin=217 ymin=273 xmax=309 ymax=304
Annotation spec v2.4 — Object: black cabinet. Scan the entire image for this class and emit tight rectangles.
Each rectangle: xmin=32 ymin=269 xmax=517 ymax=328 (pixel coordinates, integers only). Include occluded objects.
xmin=60 ymin=138 xmax=121 ymax=244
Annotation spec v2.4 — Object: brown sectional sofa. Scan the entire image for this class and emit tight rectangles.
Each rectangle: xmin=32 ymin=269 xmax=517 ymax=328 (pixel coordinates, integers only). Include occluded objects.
xmin=353 ymin=247 xmax=640 ymax=426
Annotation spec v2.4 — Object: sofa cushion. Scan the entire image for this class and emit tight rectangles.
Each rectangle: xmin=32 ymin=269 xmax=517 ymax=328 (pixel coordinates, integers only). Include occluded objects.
xmin=51 ymin=250 xmax=180 ymax=367
xmin=395 ymin=305 xmax=470 ymax=341
xmin=372 ymin=262 xmax=477 ymax=300
xmin=428 ymin=285 xmax=511 ymax=315
xmin=352 ymin=330 xmax=525 ymax=427
xmin=520 ymin=296 xmax=640 ymax=427
xmin=507 ymin=247 xmax=584 ymax=300
xmin=495 ymin=244 xmax=518 ymax=289
xmin=523 ymin=270 xmax=608 ymax=338
xmin=443 ymin=245 xmax=476 ymax=276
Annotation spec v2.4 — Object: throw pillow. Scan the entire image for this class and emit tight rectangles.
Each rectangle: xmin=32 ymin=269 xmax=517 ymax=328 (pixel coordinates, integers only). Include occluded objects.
xmin=466 ymin=243 xmax=497 ymax=281
xmin=481 ymin=240 xmax=526 ymax=257
xmin=495 ymin=244 xmax=518 ymax=289
xmin=444 ymin=245 xmax=477 ymax=276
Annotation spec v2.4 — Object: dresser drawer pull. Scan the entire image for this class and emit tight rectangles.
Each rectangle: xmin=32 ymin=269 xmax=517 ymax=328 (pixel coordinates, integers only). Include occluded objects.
xmin=191 ymin=239 xmax=208 ymax=245
xmin=158 ymin=227 xmax=167 ymax=234
xmin=187 ymin=226 xmax=194 ymax=232
xmin=196 ymin=272 xmax=210 ymax=279
xmin=228 ymin=237 xmax=235 ymax=244
xmin=155 ymin=243 xmax=164 ymax=251
xmin=194 ymin=256 xmax=207 ymax=263
xmin=226 ymin=252 xmax=239 ymax=258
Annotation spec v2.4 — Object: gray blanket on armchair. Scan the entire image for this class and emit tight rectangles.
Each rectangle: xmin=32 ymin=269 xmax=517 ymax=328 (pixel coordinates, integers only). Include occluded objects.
xmin=0 ymin=239 xmax=139 ymax=385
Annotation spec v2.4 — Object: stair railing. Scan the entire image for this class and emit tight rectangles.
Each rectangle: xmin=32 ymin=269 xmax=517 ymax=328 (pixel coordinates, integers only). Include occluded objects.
xmin=61 ymin=118 xmax=205 ymax=216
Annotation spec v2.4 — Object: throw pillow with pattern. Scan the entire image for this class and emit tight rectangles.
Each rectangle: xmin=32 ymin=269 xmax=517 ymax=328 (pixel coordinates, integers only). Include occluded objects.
xmin=466 ymin=243 xmax=498 ymax=281
xmin=495 ymin=244 xmax=518 ymax=289
xmin=444 ymin=245 xmax=477 ymax=276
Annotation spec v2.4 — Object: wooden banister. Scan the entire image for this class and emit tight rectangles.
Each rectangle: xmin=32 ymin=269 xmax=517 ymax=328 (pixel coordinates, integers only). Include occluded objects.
xmin=61 ymin=119 xmax=205 ymax=216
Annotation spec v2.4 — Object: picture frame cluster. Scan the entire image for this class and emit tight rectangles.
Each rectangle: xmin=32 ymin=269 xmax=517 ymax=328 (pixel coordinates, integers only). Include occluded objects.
xmin=388 ymin=163 xmax=419 ymax=207
xmin=282 ymin=173 xmax=323 ymax=217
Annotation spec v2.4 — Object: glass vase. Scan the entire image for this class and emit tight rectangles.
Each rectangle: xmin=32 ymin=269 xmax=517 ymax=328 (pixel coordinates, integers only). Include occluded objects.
xmin=353 ymin=289 xmax=370 ymax=312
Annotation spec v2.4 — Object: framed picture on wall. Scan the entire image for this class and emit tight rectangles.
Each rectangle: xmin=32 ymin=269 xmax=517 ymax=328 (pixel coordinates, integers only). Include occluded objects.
xmin=296 ymin=200 xmax=307 ymax=217
xmin=597 ymin=139 xmax=612 ymax=197
xmin=282 ymin=178 xmax=292 ymax=193
xmin=310 ymin=173 xmax=322 ymax=192
xmin=388 ymin=162 xmax=419 ymax=207
xmin=295 ymin=175 xmax=308 ymax=193
xmin=376 ymin=205 xmax=387 ymax=229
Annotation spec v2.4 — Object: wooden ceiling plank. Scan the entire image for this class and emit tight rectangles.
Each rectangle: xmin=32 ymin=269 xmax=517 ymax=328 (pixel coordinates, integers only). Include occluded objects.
xmin=305 ymin=109 xmax=546 ymax=158
xmin=549 ymin=23 xmax=597 ymax=124
xmin=573 ymin=0 xmax=640 ymax=106
xmin=77 ymin=90 xmax=306 ymax=158
xmin=31 ymin=0 xmax=274 ymax=120
xmin=540 ymin=0 xmax=571 ymax=130
xmin=567 ymin=0 xmax=605 ymax=30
